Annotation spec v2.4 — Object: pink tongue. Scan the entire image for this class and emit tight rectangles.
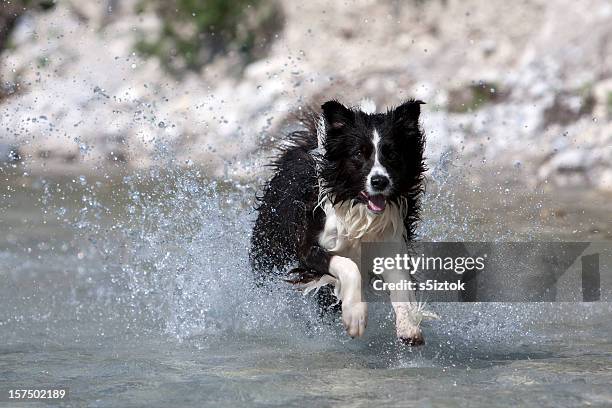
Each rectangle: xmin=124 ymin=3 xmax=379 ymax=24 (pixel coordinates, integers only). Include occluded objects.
xmin=367 ymin=195 xmax=386 ymax=212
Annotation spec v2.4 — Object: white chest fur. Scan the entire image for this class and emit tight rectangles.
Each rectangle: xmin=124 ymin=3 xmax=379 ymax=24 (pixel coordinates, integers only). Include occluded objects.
xmin=317 ymin=198 xmax=406 ymax=265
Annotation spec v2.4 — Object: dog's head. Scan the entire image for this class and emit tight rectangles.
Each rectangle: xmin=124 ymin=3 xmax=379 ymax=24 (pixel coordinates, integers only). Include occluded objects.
xmin=318 ymin=99 xmax=426 ymax=214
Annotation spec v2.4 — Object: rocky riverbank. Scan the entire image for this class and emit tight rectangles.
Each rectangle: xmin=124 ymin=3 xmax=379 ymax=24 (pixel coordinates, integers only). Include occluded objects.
xmin=1 ymin=0 xmax=611 ymax=191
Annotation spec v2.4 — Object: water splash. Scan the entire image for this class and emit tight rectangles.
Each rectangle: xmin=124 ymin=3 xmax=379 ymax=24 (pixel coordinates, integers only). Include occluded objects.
xmin=11 ymin=153 xmax=599 ymax=362
xmin=115 ymin=168 xmax=336 ymax=342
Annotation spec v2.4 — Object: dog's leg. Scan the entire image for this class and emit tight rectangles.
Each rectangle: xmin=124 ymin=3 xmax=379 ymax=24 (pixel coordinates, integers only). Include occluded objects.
xmin=382 ymin=268 xmax=424 ymax=346
xmin=328 ymin=255 xmax=367 ymax=337
xmin=299 ymin=245 xmax=367 ymax=337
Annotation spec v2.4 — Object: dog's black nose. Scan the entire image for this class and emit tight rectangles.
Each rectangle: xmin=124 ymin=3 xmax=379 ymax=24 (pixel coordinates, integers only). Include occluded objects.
xmin=370 ymin=175 xmax=389 ymax=191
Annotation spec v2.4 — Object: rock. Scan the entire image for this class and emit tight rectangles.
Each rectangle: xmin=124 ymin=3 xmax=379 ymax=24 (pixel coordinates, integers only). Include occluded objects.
xmin=597 ymin=169 xmax=612 ymax=192
xmin=593 ymin=78 xmax=612 ymax=122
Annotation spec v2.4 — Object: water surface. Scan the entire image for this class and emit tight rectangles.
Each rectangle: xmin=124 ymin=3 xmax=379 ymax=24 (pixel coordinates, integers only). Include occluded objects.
xmin=1 ymin=167 xmax=611 ymax=407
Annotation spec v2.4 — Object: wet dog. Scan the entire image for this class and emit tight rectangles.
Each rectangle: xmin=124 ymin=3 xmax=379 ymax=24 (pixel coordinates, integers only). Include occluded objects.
xmin=250 ymin=99 xmax=429 ymax=345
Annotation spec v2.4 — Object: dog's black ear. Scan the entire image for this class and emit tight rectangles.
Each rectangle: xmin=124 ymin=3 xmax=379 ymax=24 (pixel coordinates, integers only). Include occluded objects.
xmin=321 ymin=100 xmax=353 ymax=130
xmin=393 ymin=99 xmax=425 ymax=125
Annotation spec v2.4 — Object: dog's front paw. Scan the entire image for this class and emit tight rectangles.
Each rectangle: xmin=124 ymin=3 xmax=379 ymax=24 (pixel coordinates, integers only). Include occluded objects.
xmin=395 ymin=308 xmax=425 ymax=346
xmin=341 ymin=301 xmax=367 ymax=338
xmin=397 ymin=325 xmax=424 ymax=346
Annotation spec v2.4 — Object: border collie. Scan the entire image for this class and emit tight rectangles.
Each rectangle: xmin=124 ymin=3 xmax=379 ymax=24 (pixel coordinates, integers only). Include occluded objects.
xmin=250 ymin=99 xmax=432 ymax=345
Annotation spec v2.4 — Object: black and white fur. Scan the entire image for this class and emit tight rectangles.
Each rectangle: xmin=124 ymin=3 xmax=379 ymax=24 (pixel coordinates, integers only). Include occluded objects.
xmin=250 ymin=99 xmax=430 ymax=345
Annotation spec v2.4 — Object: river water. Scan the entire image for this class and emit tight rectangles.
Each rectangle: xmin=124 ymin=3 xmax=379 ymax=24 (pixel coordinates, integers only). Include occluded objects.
xmin=1 ymin=164 xmax=611 ymax=407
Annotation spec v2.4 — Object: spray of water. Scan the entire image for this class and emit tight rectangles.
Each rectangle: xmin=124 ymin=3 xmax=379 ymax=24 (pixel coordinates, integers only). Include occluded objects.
xmin=38 ymin=152 xmax=605 ymax=365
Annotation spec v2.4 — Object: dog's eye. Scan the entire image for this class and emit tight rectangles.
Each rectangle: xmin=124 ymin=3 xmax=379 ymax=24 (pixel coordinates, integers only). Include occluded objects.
xmin=352 ymin=146 xmax=368 ymax=160
xmin=383 ymin=148 xmax=399 ymax=161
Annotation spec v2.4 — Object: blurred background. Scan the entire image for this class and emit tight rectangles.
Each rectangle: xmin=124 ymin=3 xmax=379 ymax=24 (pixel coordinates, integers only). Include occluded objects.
xmin=1 ymin=2 xmax=612 ymax=405
xmin=1 ymin=0 xmax=611 ymax=191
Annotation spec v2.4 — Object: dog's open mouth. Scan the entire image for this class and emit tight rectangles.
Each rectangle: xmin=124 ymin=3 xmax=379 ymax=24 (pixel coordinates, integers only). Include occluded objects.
xmin=359 ymin=191 xmax=386 ymax=214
